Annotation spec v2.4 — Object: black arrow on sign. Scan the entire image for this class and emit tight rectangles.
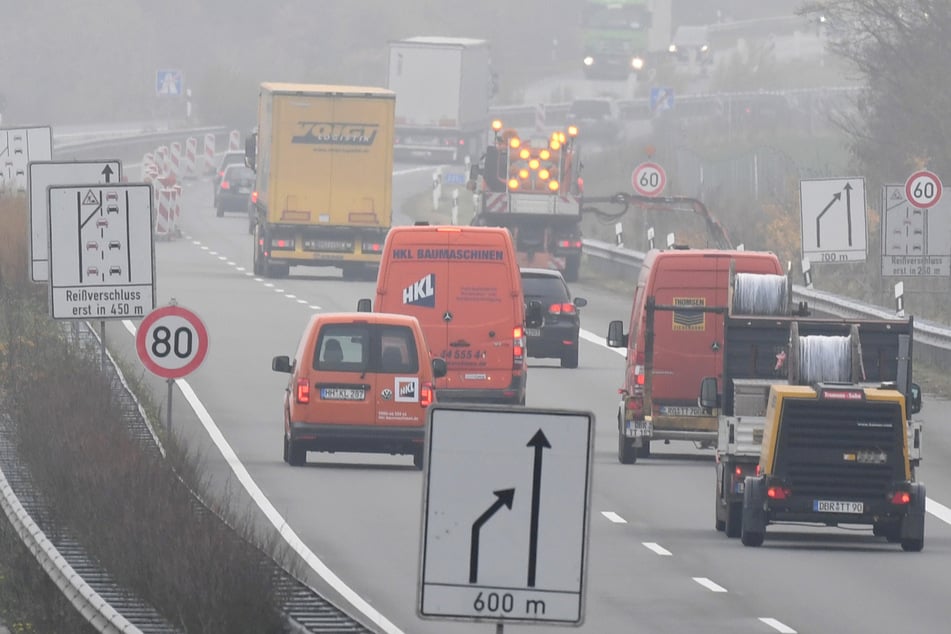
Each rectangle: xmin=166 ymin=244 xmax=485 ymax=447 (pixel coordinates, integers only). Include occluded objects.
xmin=527 ymin=429 xmax=551 ymax=587
xmin=101 ymin=165 xmax=114 ymax=183
xmin=815 ymin=191 xmax=841 ymax=248
xmin=843 ymin=182 xmax=853 ymax=246
xmin=469 ymin=488 xmax=515 ymax=584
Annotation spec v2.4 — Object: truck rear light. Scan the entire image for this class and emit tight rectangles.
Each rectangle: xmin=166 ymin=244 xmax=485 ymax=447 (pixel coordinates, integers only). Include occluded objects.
xmin=513 ymin=326 xmax=525 ymax=368
xmin=251 ymin=191 xmax=258 ymax=203
xmin=271 ymin=238 xmax=294 ymax=249
xmin=557 ymin=239 xmax=583 ymax=249
xmin=295 ymin=378 xmax=310 ymax=404
xmin=890 ymin=491 xmax=911 ymax=505
xmin=767 ymin=485 xmax=791 ymax=500
xmin=458 ymin=138 xmax=465 ymax=146
xmin=361 ymin=240 xmax=382 ymax=253
xmin=420 ymin=382 xmax=434 ymax=407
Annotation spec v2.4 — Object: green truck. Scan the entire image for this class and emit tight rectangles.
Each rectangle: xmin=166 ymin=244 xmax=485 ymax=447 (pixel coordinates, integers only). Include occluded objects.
xmin=581 ymin=0 xmax=671 ymax=79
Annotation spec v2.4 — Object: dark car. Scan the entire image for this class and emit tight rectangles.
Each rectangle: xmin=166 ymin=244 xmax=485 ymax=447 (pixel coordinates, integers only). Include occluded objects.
xmin=565 ymin=98 xmax=622 ymax=144
xmin=213 ymin=150 xmax=248 ymax=203
xmin=520 ymin=268 xmax=587 ymax=368
xmin=216 ymin=164 xmax=255 ymax=217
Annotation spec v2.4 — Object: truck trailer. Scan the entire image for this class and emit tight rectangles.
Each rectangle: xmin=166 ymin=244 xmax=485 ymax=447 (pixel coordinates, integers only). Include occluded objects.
xmin=246 ymin=83 xmax=395 ymax=280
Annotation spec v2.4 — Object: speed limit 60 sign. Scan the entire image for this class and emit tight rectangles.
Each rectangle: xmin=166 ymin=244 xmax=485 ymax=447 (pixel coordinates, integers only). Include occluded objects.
xmin=905 ymin=170 xmax=943 ymax=209
xmin=632 ymin=161 xmax=666 ymax=197
xmin=136 ymin=304 xmax=209 ymax=379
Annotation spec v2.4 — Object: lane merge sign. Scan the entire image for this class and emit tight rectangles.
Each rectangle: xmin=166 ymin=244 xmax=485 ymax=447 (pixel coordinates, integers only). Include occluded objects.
xmin=136 ymin=304 xmax=209 ymax=379
xmin=47 ymin=183 xmax=155 ymax=320
xmin=799 ymin=177 xmax=868 ymax=263
xmin=632 ymin=161 xmax=666 ymax=197
xmin=29 ymin=159 xmax=122 ymax=282
xmin=904 ymin=169 xmax=943 ymax=209
xmin=0 ymin=125 xmax=52 ymax=192
xmin=419 ymin=404 xmax=594 ymax=626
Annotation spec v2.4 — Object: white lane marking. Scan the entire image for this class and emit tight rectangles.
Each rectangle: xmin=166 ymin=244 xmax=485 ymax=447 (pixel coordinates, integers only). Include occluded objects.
xmin=227 ymin=261 xmax=236 ymax=267
xmin=236 ymin=266 xmax=246 ymax=272
xmin=309 ymin=305 xmax=322 ymax=311
xmin=297 ymin=299 xmax=308 ymax=305
xmin=693 ymin=577 xmax=727 ymax=593
xmin=192 ymin=240 xmax=201 ymax=246
xmin=209 ymin=251 xmax=218 ymax=256
xmin=601 ymin=511 xmax=626 ymax=523
xmin=926 ymin=497 xmax=951 ymax=524
xmin=120 ymin=320 xmax=405 ymax=634
xmin=218 ymin=256 xmax=227 ymax=261
xmin=200 ymin=245 xmax=209 ymax=251
xmin=579 ymin=328 xmax=625 ymax=357
xmin=642 ymin=542 xmax=672 ymax=556
xmin=285 ymin=294 xmax=297 ymax=299
xmin=274 ymin=288 xmax=284 ymax=293
xmin=393 ymin=166 xmax=437 ymax=176
xmin=263 ymin=282 xmax=273 ymax=288
xmin=759 ymin=617 xmax=797 ymax=633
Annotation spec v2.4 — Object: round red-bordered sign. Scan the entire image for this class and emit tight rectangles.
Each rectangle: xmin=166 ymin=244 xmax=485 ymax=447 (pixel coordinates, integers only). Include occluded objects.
xmin=905 ymin=169 xmax=943 ymax=209
xmin=136 ymin=305 xmax=209 ymax=379
xmin=632 ymin=161 xmax=667 ymax=197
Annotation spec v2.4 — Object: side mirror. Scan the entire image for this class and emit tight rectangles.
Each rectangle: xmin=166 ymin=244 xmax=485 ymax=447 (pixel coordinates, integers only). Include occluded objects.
xmin=699 ymin=377 xmax=719 ymax=410
xmin=606 ymin=320 xmax=627 ymax=348
xmin=356 ymin=298 xmax=372 ymax=312
xmin=245 ymin=132 xmax=257 ymax=171
xmin=272 ymin=355 xmax=292 ymax=373
xmin=525 ymin=300 xmax=544 ymax=328
xmin=431 ymin=357 xmax=447 ymax=379
xmin=573 ymin=297 xmax=588 ymax=308
xmin=909 ymin=382 xmax=922 ymax=415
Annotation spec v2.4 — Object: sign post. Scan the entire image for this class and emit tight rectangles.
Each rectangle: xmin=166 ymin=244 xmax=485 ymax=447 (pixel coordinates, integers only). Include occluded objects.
xmin=419 ymin=404 xmax=594 ymax=628
xmin=135 ymin=302 xmax=209 ymax=432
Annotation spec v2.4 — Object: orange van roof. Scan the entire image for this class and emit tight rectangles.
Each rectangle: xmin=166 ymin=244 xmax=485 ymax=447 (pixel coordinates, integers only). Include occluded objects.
xmin=643 ymin=248 xmax=781 ymax=268
xmin=306 ymin=312 xmax=422 ymax=326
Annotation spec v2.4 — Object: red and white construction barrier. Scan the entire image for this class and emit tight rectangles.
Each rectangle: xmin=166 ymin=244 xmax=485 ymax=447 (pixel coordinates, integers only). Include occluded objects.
xmin=534 ymin=103 xmax=546 ymax=134
xmin=202 ymin=133 xmax=216 ymax=174
xmin=228 ymin=129 xmax=241 ymax=151
xmin=171 ymin=185 xmax=183 ymax=236
xmin=185 ymin=137 xmax=198 ymax=179
xmin=169 ymin=142 xmax=183 ymax=182
xmin=155 ymin=188 xmax=173 ymax=239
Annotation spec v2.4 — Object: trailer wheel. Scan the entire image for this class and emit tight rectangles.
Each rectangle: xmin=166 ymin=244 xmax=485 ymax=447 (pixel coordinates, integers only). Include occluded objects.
xmin=741 ymin=476 xmax=766 ymax=547
xmin=286 ymin=436 xmax=306 ymax=467
xmin=900 ymin=482 xmax=926 ymax=552
xmin=618 ymin=429 xmax=637 ymax=464
xmin=725 ymin=502 xmax=743 ymax=538
xmin=635 ymin=440 xmax=651 ymax=459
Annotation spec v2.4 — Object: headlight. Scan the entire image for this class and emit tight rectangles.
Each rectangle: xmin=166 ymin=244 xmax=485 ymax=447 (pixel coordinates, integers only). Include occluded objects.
xmin=631 ymin=57 xmax=645 ymax=70
xmin=668 ymin=44 xmax=677 ymax=53
xmin=701 ymin=44 xmax=710 ymax=53
xmin=583 ymin=56 xmax=594 ymax=66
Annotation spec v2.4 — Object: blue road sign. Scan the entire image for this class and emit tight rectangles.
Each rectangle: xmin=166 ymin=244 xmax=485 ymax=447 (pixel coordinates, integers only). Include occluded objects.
xmin=649 ymin=87 xmax=675 ymax=113
xmin=156 ymin=70 xmax=183 ymax=96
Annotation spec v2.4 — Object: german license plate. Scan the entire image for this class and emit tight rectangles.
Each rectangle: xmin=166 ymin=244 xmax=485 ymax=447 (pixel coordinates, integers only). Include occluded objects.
xmin=320 ymin=387 xmax=365 ymax=401
xmin=659 ymin=405 xmax=704 ymax=416
xmin=813 ymin=500 xmax=864 ymax=514
xmin=525 ymin=328 xmax=541 ymax=337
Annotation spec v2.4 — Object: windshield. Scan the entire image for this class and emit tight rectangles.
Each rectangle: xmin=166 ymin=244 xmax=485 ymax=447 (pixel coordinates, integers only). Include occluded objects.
xmin=521 ymin=274 xmax=570 ymax=301
xmin=584 ymin=4 xmax=650 ymax=30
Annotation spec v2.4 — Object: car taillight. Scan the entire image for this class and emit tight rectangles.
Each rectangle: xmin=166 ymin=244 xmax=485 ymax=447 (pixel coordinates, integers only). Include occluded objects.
xmin=557 ymin=239 xmax=583 ymax=249
xmin=513 ymin=326 xmax=525 ymax=368
xmin=251 ymin=191 xmax=258 ymax=204
xmin=296 ymin=378 xmax=310 ymax=404
xmin=218 ymin=170 xmax=225 ymax=178
xmin=458 ymin=138 xmax=465 ymax=145
xmin=767 ymin=485 xmax=791 ymax=500
xmin=634 ymin=363 xmax=645 ymax=386
xmin=625 ymin=395 xmax=644 ymax=417
xmin=549 ymin=303 xmax=576 ymax=315
xmin=420 ymin=382 xmax=434 ymax=407
xmin=220 ymin=181 xmax=230 ymax=190
xmin=890 ymin=491 xmax=911 ymax=505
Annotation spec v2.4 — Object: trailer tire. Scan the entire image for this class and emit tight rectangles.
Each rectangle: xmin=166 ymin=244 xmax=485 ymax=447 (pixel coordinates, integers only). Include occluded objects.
xmin=635 ymin=440 xmax=651 ymax=458
xmin=618 ymin=429 xmax=637 ymax=464
xmin=725 ymin=502 xmax=743 ymax=538
xmin=286 ymin=436 xmax=306 ymax=467
xmin=741 ymin=476 xmax=766 ymax=547
xmin=900 ymin=482 xmax=926 ymax=552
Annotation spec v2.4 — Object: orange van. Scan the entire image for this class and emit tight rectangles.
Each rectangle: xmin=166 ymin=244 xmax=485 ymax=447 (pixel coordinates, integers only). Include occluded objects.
xmin=606 ymin=247 xmax=785 ymax=463
xmin=272 ymin=312 xmax=446 ymax=468
xmin=359 ymin=225 xmax=541 ymax=405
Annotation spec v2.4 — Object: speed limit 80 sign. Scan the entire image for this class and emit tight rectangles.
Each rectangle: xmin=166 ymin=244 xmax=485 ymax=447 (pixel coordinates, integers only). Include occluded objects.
xmin=905 ymin=169 xmax=943 ymax=209
xmin=136 ymin=304 xmax=209 ymax=379
xmin=632 ymin=161 xmax=667 ymax=197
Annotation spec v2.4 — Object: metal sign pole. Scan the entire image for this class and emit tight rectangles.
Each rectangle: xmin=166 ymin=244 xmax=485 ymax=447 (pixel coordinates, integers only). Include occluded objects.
xmin=166 ymin=378 xmax=174 ymax=433
xmin=495 ymin=622 xmax=503 ymax=634
xmin=99 ymin=320 xmax=106 ymax=371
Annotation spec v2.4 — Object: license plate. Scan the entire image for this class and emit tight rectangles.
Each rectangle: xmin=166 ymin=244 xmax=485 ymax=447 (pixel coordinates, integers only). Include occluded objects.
xmin=525 ymin=328 xmax=541 ymax=337
xmin=813 ymin=500 xmax=864 ymax=514
xmin=658 ymin=406 xmax=704 ymax=416
xmin=238 ymin=187 xmax=250 ymax=193
xmin=320 ymin=387 xmax=365 ymax=401
xmin=734 ymin=482 xmax=745 ymax=494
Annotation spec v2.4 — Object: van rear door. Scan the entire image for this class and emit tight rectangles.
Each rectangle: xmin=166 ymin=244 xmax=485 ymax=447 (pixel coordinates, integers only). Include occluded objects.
xmin=308 ymin=323 xmax=376 ymax=426
xmin=441 ymin=229 xmax=516 ymax=392
xmin=373 ymin=323 xmax=425 ymax=428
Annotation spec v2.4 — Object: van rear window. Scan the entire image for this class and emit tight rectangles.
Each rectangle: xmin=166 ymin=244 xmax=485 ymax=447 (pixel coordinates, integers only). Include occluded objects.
xmin=314 ymin=324 xmax=419 ymax=373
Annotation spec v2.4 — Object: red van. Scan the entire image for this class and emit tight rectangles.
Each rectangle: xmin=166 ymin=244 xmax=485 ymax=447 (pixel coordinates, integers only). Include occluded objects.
xmin=606 ymin=248 xmax=785 ymax=463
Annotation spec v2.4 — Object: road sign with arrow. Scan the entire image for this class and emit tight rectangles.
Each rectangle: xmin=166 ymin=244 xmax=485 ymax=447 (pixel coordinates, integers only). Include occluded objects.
xmin=29 ymin=159 xmax=123 ymax=282
xmin=799 ymin=177 xmax=868 ymax=263
xmin=419 ymin=404 xmax=594 ymax=626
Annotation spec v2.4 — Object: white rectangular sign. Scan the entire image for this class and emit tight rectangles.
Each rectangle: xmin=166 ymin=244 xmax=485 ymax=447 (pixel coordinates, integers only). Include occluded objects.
xmin=881 ymin=184 xmax=951 ymax=277
xmin=800 ymin=177 xmax=868 ymax=263
xmin=0 ymin=126 xmax=52 ymax=192
xmin=29 ymin=160 xmax=122 ymax=282
xmin=47 ymin=183 xmax=155 ymax=320
xmin=419 ymin=404 xmax=594 ymax=625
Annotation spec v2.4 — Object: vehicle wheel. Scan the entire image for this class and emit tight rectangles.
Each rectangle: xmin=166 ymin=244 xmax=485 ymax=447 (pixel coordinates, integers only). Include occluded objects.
xmin=899 ymin=482 xmax=926 ymax=551
xmin=560 ymin=346 xmax=579 ymax=369
xmin=741 ymin=527 xmax=764 ymax=547
xmin=725 ymin=502 xmax=743 ymax=538
xmin=741 ymin=476 xmax=766 ymax=547
xmin=282 ymin=435 xmax=289 ymax=464
xmin=901 ymin=537 xmax=924 ymax=552
xmin=287 ymin=439 xmax=306 ymax=467
xmin=412 ymin=449 xmax=424 ymax=470
xmin=248 ymin=219 xmax=255 ymax=235
xmin=216 ymin=204 xmax=224 ymax=217
xmin=715 ymin=516 xmax=725 ymax=532
xmin=618 ymin=429 xmax=637 ymax=464
xmin=635 ymin=439 xmax=651 ymax=459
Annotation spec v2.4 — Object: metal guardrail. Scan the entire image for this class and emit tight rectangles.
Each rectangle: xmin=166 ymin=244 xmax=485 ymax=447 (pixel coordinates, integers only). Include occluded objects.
xmin=581 ymin=238 xmax=951 ymax=367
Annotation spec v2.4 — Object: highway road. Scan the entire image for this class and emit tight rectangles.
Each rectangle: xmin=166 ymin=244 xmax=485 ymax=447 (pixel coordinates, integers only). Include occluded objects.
xmin=96 ymin=166 xmax=951 ymax=634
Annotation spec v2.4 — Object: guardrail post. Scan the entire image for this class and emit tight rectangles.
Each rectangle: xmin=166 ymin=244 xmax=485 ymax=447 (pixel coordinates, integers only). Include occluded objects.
xmin=647 ymin=226 xmax=654 ymax=250
xmin=451 ymin=189 xmax=459 ymax=225
xmin=432 ymin=168 xmax=442 ymax=211
xmin=615 ymin=222 xmax=623 ymax=248
xmin=801 ymin=257 xmax=813 ymax=289
xmin=895 ymin=282 xmax=905 ymax=317
xmin=666 ymin=232 xmax=675 ymax=248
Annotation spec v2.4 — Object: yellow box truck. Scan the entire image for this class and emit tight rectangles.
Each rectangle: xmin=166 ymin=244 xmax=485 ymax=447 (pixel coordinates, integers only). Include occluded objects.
xmin=246 ymin=82 xmax=395 ymax=279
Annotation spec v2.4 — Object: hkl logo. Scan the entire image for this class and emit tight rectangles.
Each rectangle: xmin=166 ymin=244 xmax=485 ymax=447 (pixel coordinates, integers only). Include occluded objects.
xmin=403 ymin=273 xmax=435 ymax=307
xmin=398 ymin=380 xmax=416 ymax=399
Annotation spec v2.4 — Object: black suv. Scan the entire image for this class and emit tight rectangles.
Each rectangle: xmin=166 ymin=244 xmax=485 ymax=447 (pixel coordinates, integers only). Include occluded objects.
xmin=520 ymin=268 xmax=586 ymax=368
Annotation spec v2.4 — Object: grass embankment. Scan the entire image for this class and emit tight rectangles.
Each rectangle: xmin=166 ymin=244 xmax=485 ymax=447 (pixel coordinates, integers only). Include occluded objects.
xmin=0 ymin=194 xmax=294 ymax=632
